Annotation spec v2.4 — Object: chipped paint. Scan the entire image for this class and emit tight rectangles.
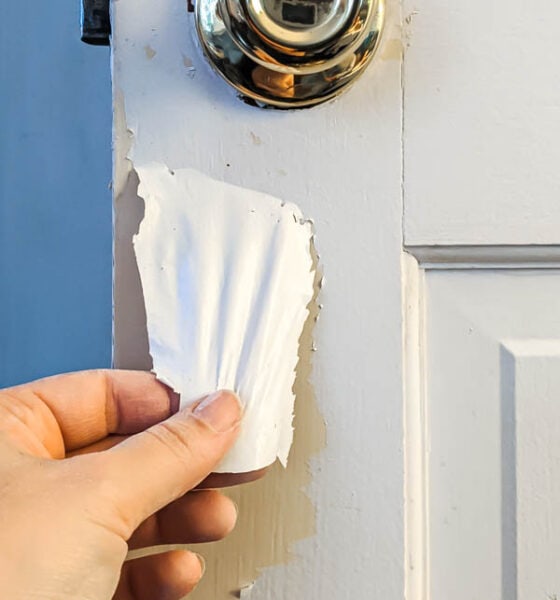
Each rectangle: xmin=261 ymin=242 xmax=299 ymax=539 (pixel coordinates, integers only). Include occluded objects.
xmin=112 ymin=0 xmax=405 ymax=597
xmin=144 ymin=44 xmax=156 ymax=59
xmin=249 ymin=131 xmax=262 ymax=145
xmin=382 ymin=38 xmax=404 ymax=61
xmin=189 ymin=244 xmax=325 ymax=599
xmin=125 ymin=229 xmax=326 ymax=599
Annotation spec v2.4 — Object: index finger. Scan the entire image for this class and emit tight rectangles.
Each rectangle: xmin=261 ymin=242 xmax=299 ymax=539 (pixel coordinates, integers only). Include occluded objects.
xmin=2 ymin=370 xmax=179 ymax=458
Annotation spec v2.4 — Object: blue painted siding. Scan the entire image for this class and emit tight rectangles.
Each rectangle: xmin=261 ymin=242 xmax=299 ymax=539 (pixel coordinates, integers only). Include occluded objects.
xmin=0 ymin=3 xmax=112 ymax=386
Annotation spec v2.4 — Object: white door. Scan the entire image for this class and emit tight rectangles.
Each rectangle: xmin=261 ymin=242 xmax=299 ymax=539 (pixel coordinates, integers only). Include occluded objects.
xmin=112 ymin=0 xmax=560 ymax=598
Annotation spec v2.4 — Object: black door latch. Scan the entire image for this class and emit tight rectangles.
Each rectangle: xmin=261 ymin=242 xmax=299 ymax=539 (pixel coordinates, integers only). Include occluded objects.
xmin=81 ymin=0 xmax=111 ymax=46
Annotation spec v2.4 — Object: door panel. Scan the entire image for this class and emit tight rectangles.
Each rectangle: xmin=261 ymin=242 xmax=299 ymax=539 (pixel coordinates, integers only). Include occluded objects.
xmin=425 ymin=270 xmax=560 ymax=600
xmin=403 ymin=0 xmax=560 ymax=246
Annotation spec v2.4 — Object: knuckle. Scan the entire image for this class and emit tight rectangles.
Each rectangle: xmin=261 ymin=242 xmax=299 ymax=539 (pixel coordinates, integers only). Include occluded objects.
xmin=145 ymin=420 xmax=202 ymax=467
xmin=0 ymin=392 xmax=57 ymax=457
xmin=0 ymin=392 xmax=38 ymax=431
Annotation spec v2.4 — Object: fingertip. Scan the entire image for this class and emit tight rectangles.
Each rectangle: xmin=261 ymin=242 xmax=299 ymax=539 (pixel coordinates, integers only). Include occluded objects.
xmin=164 ymin=385 xmax=181 ymax=415
xmin=191 ymin=490 xmax=238 ymax=539
xmin=170 ymin=549 xmax=205 ymax=587
xmin=168 ymin=550 xmax=205 ymax=594
xmin=128 ymin=489 xmax=239 ymax=549
xmin=117 ymin=549 xmax=205 ymax=599
xmin=222 ymin=495 xmax=239 ymax=538
xmin=193 ymin=552 xmax=206 ymax=579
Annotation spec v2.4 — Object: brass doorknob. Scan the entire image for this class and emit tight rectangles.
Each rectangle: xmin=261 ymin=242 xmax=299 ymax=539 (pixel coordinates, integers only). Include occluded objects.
xmin=196 ymin=0 xmax=385 ymax=108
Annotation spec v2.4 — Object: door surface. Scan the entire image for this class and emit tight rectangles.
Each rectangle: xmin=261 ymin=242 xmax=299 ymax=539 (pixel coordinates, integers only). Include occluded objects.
xmin=112 ymin=0 xmax=560 ymax=598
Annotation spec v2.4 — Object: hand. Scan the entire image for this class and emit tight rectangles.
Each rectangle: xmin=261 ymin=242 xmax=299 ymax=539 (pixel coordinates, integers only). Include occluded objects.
xmin=0 ymin=370 xmax=243 ymax=600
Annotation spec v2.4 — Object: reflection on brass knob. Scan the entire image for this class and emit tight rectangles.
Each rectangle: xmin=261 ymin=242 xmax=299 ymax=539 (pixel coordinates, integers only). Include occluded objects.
xmin=195 ymin=0 xmax=385 ymax=108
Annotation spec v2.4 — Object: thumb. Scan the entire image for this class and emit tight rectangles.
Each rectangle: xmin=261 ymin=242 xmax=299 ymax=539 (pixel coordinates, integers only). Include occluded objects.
xmin=90 ymin=390 xmax=241 ymax=536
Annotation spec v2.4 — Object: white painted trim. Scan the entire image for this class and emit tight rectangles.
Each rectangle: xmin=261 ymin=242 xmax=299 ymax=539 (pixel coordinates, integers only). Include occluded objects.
xmin=405 ymin=245 xmax=560 ymax=270
xmin=403 ymin=251 xmax=429 ymax=600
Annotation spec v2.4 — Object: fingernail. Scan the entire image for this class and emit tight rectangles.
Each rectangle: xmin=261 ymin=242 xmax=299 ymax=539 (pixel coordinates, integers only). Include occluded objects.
xmin=194 ymin=553 xmax=206 ymax=577
xmin=193 ymin=390 xmax=242 ymax=432
xmin=163 ymin=385 xmax=181 ymax=414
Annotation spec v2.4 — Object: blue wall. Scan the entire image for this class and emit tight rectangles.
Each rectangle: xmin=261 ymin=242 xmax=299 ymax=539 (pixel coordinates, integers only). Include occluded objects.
xmin=0 ymin=3 xmax=112 ymax=386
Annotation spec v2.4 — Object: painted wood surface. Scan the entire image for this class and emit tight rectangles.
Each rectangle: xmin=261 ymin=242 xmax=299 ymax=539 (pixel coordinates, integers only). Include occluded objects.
xmin=403 ymin=0 xmax=560 ymax=245
xmin=422 ymin=270 xmax=560 ymax=599
xmin=113 ymin=0 xmax=560 ymax=598
xmin=112 ymin=0 xmax=404 ymax=598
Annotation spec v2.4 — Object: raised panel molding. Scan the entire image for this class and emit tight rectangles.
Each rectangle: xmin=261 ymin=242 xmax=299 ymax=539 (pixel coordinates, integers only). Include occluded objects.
xmin=501 ymin=340 xmax=560 ymax=600
xmin=406 ymin=245 xmax=560 ymax=269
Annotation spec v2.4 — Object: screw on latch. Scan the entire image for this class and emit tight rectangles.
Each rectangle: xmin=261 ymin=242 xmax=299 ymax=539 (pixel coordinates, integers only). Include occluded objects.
xmin=81 ymin=0 xmax=111 ymax=46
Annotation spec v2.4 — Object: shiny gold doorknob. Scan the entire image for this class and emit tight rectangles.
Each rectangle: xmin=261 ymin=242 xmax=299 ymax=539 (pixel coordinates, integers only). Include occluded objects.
xmin=195 ymin=0 xmax=385 ymax=107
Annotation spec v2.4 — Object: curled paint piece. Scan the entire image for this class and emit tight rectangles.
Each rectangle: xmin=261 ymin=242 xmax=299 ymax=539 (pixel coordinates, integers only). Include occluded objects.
xmin=133 ymin=164 xmax=316 ymax=472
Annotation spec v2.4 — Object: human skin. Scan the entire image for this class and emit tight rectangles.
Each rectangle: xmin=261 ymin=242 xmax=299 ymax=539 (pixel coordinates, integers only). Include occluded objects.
xmin=0 ymin=369 xmax=254 ymax=599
